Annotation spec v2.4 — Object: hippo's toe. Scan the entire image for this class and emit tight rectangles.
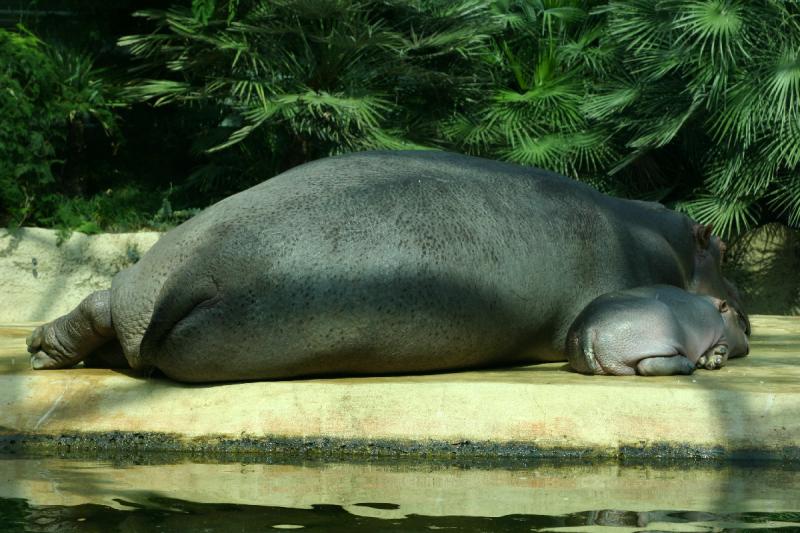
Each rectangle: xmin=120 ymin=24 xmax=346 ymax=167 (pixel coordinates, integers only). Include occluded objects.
xmin=27 ymin=323 xmax=81 ymax=369
xmin=25 ymin=326 xmax=43 ymax=354
xmin=697 ymin=345 xmax=728 ymax=370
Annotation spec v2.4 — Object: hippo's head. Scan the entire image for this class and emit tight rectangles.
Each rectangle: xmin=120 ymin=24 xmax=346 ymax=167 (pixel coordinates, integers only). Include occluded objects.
xmin=696 ymin=295 xmax=750 ymax=370
xmin=718 ymin=298 xmax=750 ymax=357
xmin=689 ymin=224 xmax=750 ymax=336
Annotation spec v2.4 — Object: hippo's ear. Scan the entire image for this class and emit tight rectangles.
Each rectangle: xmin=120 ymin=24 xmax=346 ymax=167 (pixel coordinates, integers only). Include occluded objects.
xmin=717 ymin=299 xmax=729 ymax=313
xmin=693 ymin=223 xmax=714 ymax=250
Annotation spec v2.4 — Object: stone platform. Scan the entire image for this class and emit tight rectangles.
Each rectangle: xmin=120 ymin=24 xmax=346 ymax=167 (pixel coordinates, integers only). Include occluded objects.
xmin=1 ymin=316 xmax=798 ymax=460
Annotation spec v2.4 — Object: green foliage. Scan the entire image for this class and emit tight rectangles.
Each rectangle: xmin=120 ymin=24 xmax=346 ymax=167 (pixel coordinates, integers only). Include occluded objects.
xmin=118 ymin=0 xmax=500 ymax=197
xmin=0 ymin=26 xmax=124 ymax=230
xmin=442 ymin=1 xmax=617 ymax=181
xmin=440 ymin=0 xmax=800 ymax=236
xmin=4 ymin=2 xmax=800 ymax=238
xmin=591 ymin=0 xmax=800 ymax=236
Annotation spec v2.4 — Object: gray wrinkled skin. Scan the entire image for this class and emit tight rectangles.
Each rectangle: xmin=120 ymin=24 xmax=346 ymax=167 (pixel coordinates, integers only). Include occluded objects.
xmin=566 ymin=285 xmax=750 ymax=376
xmin=26 ymin=151 xmax=749 ymax=382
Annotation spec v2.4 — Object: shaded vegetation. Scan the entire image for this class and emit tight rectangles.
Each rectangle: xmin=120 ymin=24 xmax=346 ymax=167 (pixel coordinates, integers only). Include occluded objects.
xmin=0 ymin=27 xmax=124 ymax=231
xmin=118 ymin=0 xmax=498 ymax=194
xmin=1 ymin=0 xmax=799 ymax=239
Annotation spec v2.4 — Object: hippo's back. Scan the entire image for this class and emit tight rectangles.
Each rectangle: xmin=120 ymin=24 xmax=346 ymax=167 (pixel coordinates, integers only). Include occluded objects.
xmin=112 ymin=151 xmax=691 ymax=377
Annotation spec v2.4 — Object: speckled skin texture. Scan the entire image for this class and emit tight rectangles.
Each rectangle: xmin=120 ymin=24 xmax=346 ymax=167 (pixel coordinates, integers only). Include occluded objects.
xmin=566 ymin=285 xmax=750 ymax=376
xmin=27 ymin=151 xmax=748 ymax=382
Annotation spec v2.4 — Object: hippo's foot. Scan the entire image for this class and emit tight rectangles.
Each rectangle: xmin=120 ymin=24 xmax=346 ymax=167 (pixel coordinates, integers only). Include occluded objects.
xmin=696 ymin=345 xmax=728 ymax=371
xmin=636 ymin=355 xmax=696 ymax=376
xmin=26 ymin=289 xmax=116 ymax=370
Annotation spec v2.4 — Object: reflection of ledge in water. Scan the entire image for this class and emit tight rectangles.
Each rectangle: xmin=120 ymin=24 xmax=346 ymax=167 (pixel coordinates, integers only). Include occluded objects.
xmin=6 ymin=498 xmax=800 ymax=532
xmin=7 ymin=496 xmax=799 ymax=533
xmin=1 ymin=315 xmax=799 ymax=461
xmin=1 ymin=457 xmax=800 ymax=519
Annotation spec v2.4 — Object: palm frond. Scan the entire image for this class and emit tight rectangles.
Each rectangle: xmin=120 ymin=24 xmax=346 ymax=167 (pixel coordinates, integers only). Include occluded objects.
xmin=762 ymin=45 xmax=800 ymax=125
xmin=502 ymin=132 xmax=570 ymax=174
xmin=582 ymin=82 xmax=639 ymax=120
xmin=761 ymin=117 xmax=800 ymax=168
xmin=708 ymin=43 xmax=800 ymax=147
xmin=673 ymin=0 xmax=748 ymax=66
xmin=359 ymin=129 xmax=435 ymax=151
xmin=593 ymin=0 xmax=675 ymax=55
xmin=768 ymin=176 xmax=800 ymax=227
xmin=122 ymin=79 xmax=192 ymax=105
xmin=675 ymin=194 xmax=759 ymax=237
xmin=440 ymin=113 xmax=501 ymax=151
xmin=489 ymin=76 xmax=585 ymax=135
xmin=568 ymin=130 xmax=617 ymax=173
xmin=627 ymin=97 xmax=702 ymax=149
xmin=704 ymin=149 xmax=775 ymax=198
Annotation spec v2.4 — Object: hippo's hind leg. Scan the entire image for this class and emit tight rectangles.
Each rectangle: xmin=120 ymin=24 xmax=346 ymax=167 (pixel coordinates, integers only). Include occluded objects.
xmin=26 ymin=289 xmax=116 ymax=370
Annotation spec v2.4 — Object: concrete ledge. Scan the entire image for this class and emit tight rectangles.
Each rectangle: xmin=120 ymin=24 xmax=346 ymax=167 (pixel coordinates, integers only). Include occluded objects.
xmin=2 ymin=316 xmax=799 ymax=460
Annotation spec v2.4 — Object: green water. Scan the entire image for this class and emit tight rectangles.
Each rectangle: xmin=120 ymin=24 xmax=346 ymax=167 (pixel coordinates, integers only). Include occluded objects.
xmin=2 ymin=455 xmax=799 ymax=532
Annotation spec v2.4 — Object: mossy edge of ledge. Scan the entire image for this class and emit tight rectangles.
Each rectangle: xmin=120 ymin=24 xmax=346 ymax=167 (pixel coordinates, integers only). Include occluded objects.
xmin=1 ymin=431 xmax=798 ymax=464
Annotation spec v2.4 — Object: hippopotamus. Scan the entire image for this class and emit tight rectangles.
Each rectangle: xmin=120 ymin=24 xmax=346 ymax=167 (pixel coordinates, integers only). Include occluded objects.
xmin=26 ymin=150 xmax=749 ymax=382
xmin=566 ymin=285 xmax=750 ymax=376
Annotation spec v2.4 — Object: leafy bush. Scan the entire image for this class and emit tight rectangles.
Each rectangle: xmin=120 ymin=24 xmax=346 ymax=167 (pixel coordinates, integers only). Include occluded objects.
xmin=594 ymin=0 xmax=800 ymax=236
xmin=5 ymin=2 xmax=799 ymax=239
xmin=442 ymin=0 xmax=800 ymax=237
xmin=0 ymin=26 xmax=124 ymax=229
xmin=117 ymin=0 xmax=501 ymax=199
xmin=443 ymin=1 xmax=617 ymax=185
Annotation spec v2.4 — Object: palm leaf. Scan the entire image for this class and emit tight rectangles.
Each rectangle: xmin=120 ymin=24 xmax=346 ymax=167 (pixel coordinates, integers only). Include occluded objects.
xmin=627 ymin=97 xmax=703 ymax=149
xmin=768 ymin=176 xmax=800 ymax=227
xmin=761 ymin=117 xmax=800 ymax=168
xmin=122 ymin=79 xmax=192 ymax=105
xmin=582 ymin=82 xmax=639 ymax=120
xmin=676 ymin=194 xmax=759 ymax=237
xmin=672 ymin=0 xmax=748 ymax=66
xmin=502 ymin=132 xmax=570 ymax=174
xmin=593 ymin=0 xmax=675 ymax=55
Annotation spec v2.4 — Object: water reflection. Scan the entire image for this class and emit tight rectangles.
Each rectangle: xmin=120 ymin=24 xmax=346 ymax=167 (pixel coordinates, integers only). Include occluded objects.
xmin=3 ymin=497 xmax=800 ymax=532
xmin=1 ymin=455 xmax=799 ymax=532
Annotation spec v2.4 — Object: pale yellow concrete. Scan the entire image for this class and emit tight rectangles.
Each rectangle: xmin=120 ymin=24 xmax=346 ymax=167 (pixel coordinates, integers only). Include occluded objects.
xmin=1 ymin=457 xmax=798 ymax=519
xmin=1 ymin=316 xmax=799 ymax=458
xmin=0 ymin=228 xmax=160 ymax=322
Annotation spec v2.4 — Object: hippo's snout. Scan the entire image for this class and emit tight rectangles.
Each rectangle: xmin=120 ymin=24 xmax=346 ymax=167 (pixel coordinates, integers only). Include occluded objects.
xmin=566 ymin=328 xmax=603 ymax=375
